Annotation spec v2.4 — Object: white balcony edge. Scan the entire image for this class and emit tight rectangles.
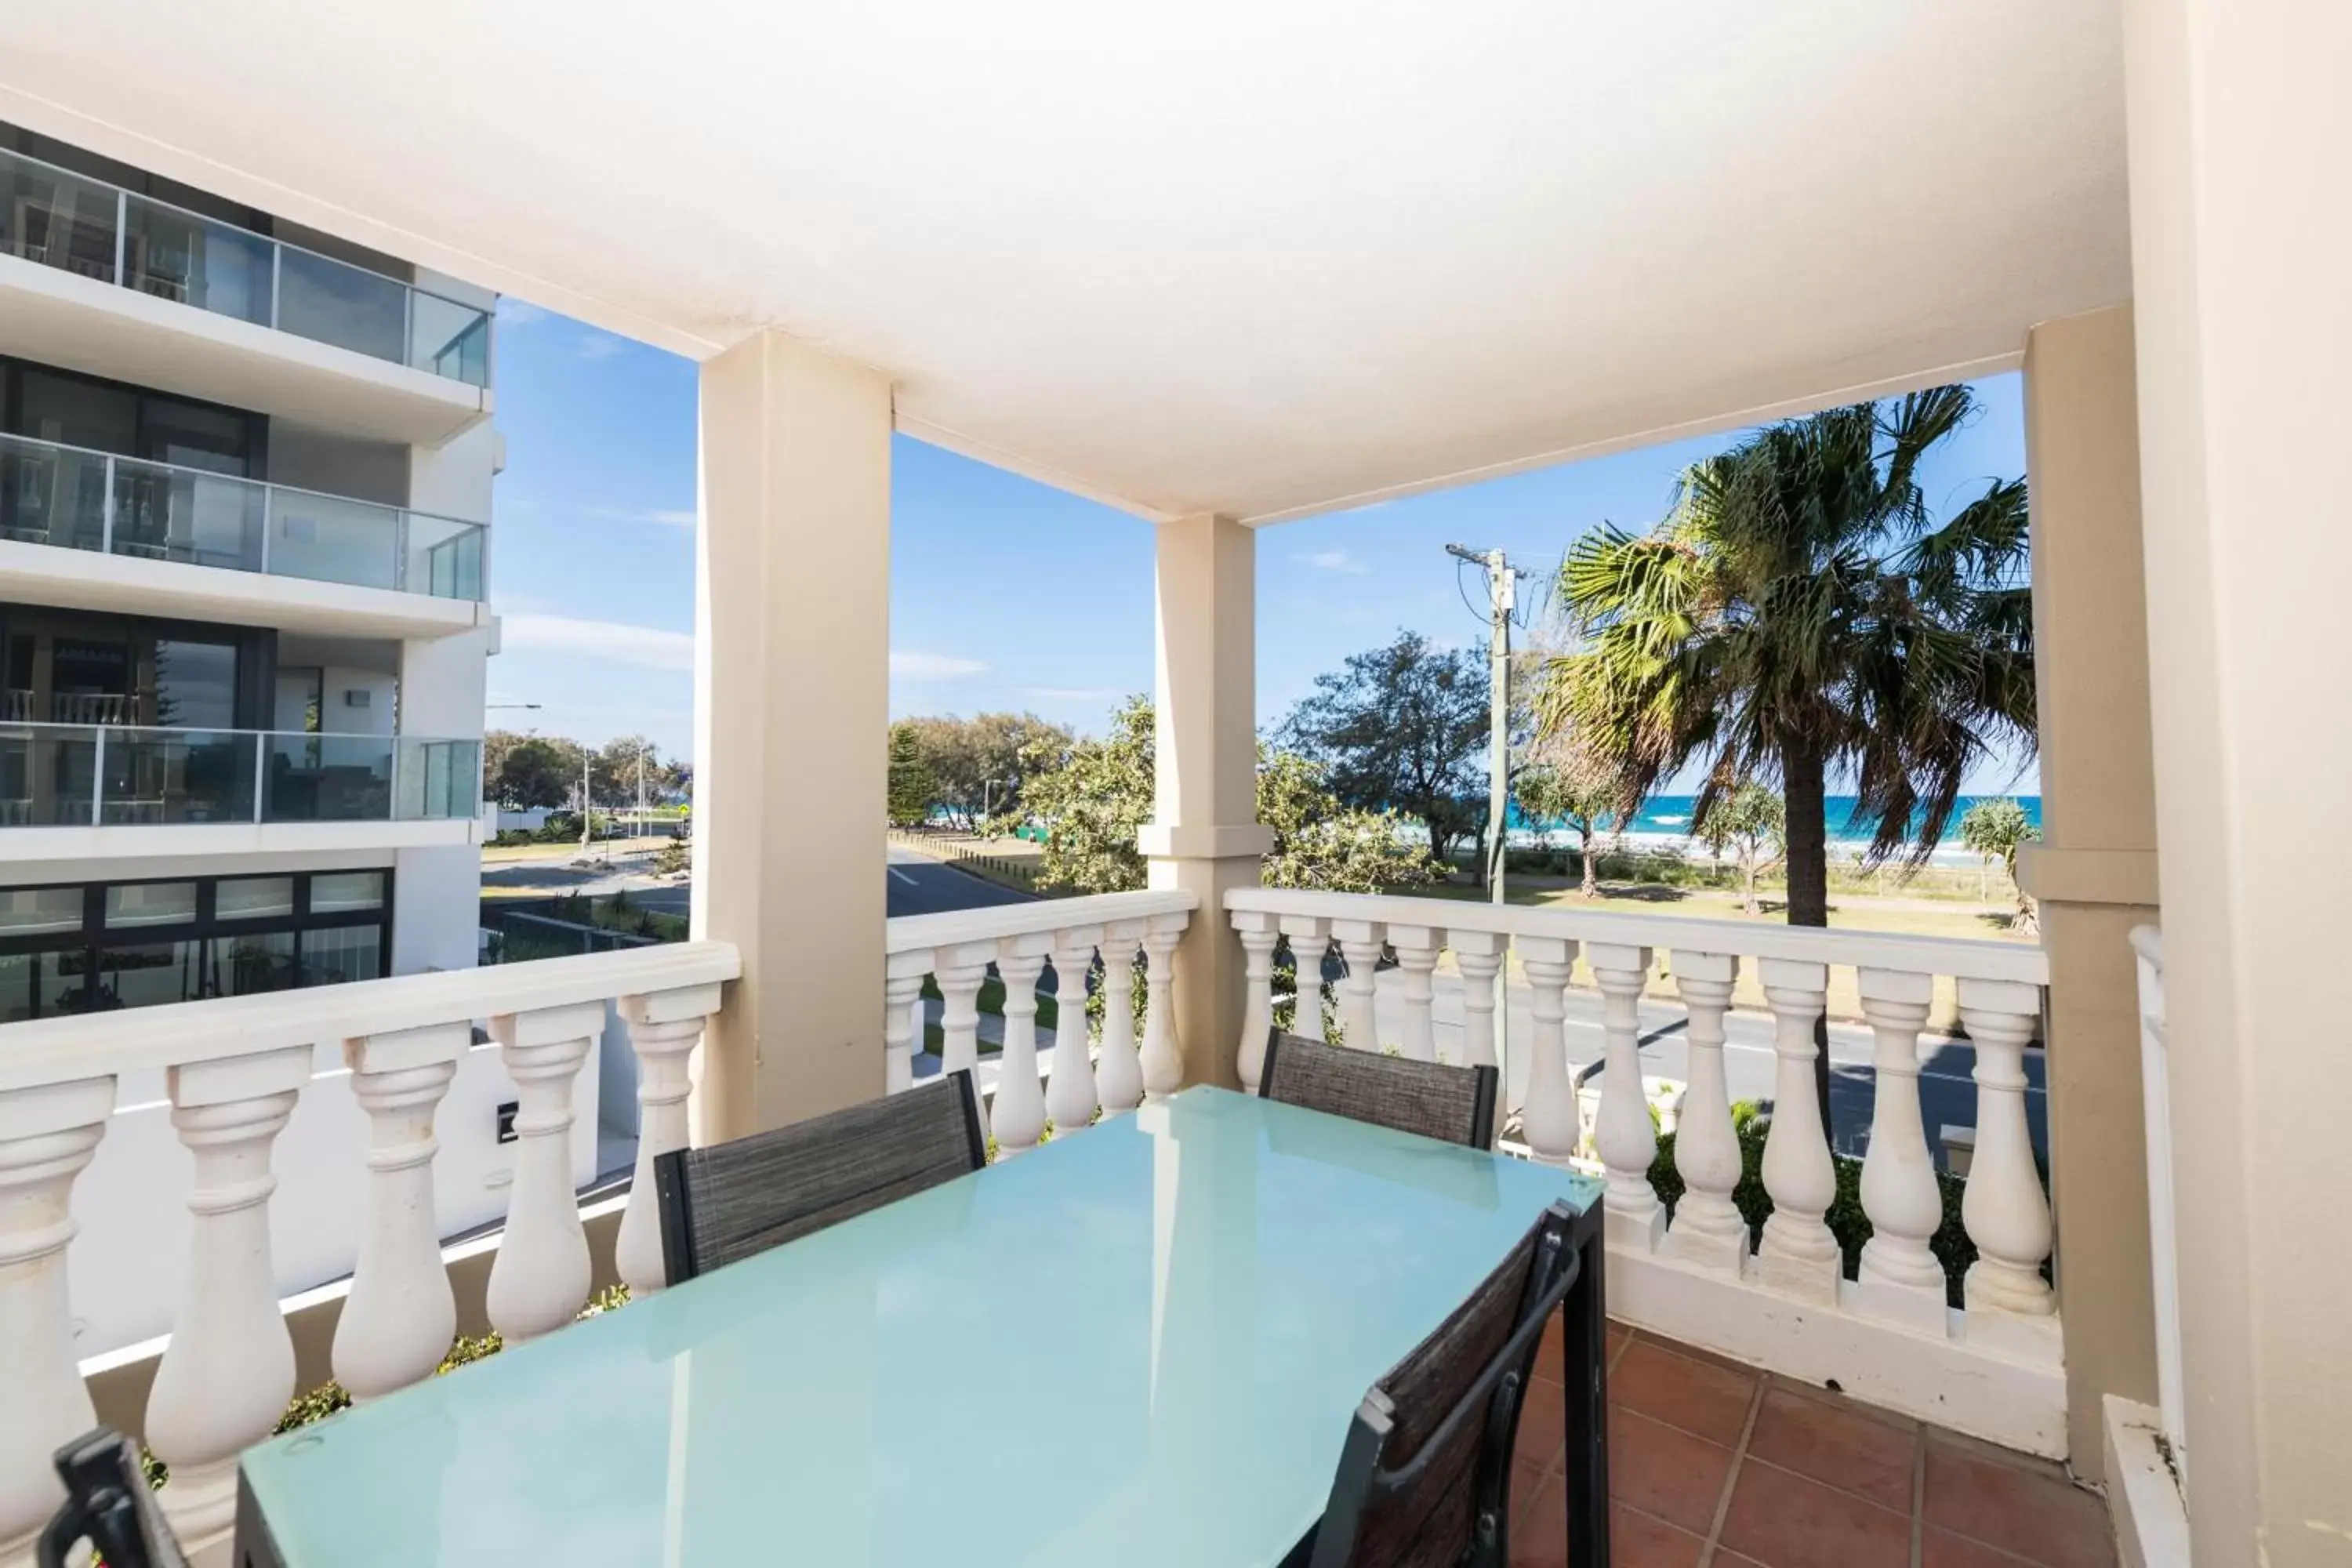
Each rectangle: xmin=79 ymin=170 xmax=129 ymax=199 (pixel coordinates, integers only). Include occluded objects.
xmin=0 ymin=539 xmax=486 ymax=640
xmin=0 ymin=814 xmax=478 ymax=868
xmin=886 ymin=888 xmax=1199 ymax=953
xmin=2103 ymin=1396 xmax=2190 ymax=1568
xmin=0 ymin=940 xmax=740 ymax=1091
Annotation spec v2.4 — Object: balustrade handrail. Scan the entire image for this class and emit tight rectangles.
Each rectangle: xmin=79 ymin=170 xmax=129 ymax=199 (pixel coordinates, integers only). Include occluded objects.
xmin=887 ymin=888 xmax=1199 ymax=953
xmin=1224 ymin=885 xmax=2049 ymax=986
xmin=0 ymin=940 xmax=741 ymax=1091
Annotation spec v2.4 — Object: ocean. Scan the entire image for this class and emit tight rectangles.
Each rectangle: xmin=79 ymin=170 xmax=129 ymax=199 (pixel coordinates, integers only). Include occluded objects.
xmin=1510 ymin=793 xmax=2041 ymax=860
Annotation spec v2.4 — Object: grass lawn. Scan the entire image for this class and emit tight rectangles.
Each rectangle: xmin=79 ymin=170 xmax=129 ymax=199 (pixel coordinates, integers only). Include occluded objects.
xmin=917 ymin=972 xmax=1059 ymax=1055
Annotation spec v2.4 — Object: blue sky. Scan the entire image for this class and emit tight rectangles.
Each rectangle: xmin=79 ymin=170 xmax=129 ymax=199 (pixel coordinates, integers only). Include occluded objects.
xmin=488 ymin=301 xmax=2037 ymax=794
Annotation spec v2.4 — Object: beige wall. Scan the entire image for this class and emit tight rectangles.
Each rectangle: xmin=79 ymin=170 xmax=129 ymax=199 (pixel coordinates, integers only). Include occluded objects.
xmin=2120 ymin=0 xmax=2352 ymax=1559
xmin=691 ymin=331 xmax=893 ymax=1140
xmin=2016 ymin=305 xmax=2163 ymax=1481
xmin=1141 ymin=513 xmax=1269 ymax=1087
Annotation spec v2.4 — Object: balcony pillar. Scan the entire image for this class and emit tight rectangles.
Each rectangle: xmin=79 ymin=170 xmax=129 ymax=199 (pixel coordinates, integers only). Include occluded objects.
xmin=694 ymin=330 xmax=893 ymax=1139
xmin=2014 ymin=303 xmax=2162 ymax=1478
xmin=2122 ymin=2 xmax=2352 ymax=1550
xmin=1139 ymin=512 xmax=1270 ymax=1089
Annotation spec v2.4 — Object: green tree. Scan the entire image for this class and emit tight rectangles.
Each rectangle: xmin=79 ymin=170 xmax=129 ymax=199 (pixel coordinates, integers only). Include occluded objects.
xmin=1512 ymin=736 xmax=1618 ymax=898
xmin=1021 ymin=696 xmax=1439 ymax=896
xmin=1281 ymin=630 xmax=1490 ymax=873
xmin=1544 ymin=387 xmax=2034 ymax=931
xmin=902 ymin=712 xmax=1073 ymax=829
xmin=1696 ymin=781 xmax=1786 ymax=914
xmin=886 ymin=721 xmax=939 ymax=826
xmin=484 ymin=731 xmax=575 ymax=811
xmin=1958 ymin=796 xmax=2040 ymax=932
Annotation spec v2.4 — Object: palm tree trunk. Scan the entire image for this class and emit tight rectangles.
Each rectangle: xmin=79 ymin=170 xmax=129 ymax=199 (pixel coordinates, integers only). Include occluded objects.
xmin=1579 ymin=824 xmax=1598 ymax=897
xmin=1780 ymin=739 xmax=1835 ymax=1131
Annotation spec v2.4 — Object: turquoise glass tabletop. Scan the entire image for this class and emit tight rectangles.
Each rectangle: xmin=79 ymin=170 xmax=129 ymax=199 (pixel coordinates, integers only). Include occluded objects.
xmin=241 ymin=1086 xmax=1601 ymax=1566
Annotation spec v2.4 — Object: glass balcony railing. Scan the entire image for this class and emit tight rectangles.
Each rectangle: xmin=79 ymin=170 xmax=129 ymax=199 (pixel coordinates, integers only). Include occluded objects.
xmin=0 ymin=431 xmax=487 ymax=601
xmin=0 ymin=724 xmax=480 ymax=828
xmin=1 ymin=145 xmax=492 ymax=389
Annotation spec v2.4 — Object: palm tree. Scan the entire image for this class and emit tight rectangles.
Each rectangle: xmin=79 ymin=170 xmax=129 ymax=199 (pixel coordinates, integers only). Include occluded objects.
xmin=1958 ymin=796 xmax=2041 ymax=934
xmin=1541 ymin=385 xmax=2035 ymax=932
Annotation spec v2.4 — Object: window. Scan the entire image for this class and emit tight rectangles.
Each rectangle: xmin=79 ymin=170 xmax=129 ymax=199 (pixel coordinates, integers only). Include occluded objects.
xmin=0 ymin=869 xmax=394 ymax=1022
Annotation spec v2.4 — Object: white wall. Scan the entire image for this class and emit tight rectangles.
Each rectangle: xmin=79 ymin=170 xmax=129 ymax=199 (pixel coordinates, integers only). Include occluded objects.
xmin=67 ymin=1040 xmax=601 ymax=1358
xmin=392 ymin=842 xmax=483 ymax=975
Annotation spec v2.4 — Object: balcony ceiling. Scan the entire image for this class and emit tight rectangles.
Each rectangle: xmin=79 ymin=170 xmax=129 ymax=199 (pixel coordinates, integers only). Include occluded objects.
xmin=0 ymin=2 xmax=2128 ymax=524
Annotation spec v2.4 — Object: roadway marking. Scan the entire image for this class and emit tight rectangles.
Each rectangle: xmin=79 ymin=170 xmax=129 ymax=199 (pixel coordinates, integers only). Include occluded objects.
xmin=888 ymin=867 xmax=919 ymax=885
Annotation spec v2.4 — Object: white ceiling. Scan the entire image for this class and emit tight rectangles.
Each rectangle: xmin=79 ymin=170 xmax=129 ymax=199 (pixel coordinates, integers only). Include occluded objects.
xmin=0 ymin=2 xmax=2129 ymax=524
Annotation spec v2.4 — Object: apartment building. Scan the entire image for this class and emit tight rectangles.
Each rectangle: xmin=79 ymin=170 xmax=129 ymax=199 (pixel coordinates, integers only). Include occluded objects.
xmin=0 ymin=122 xmax=493 ymax=1023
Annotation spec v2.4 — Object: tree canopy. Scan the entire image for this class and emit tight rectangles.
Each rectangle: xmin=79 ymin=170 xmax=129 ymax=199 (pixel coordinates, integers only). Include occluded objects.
xmin=1280 ymin=630 xmax=1490 ymax=869
xmin=895 ymin=712 xmax=1073 ymax=829
xmin=1959 ymin=796 xmax=2041 ymax=931
xmin=1018 ymin=696 xmax=1438 ymax=896
xmin=1695 ymin=780 xmax=1786 ymax=914
xmin=1541 ymin=387 xmax=2035 ymax=932
xmin=887 ymin=721 xmax=938 ymax=825
xmin=483 ymin=731 xmax=688 ymax=812
xmin=1512 ymin=731 xmax=1619 ymax=897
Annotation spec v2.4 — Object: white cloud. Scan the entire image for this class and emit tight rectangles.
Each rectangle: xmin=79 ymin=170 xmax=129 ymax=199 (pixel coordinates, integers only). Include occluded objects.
xmin=1022 ymin=686 xmax=1125 ymax=702
xmin=1301 ymin=548 xmax=1368 ymax=573
xmin=891 ymin=651 xmax=986 ymax=681
xmin=495 ymin=299 xmax=548 ymax=327
xmin=501 ymin=613 xmax=694 ymax=671
xmin=590 ymin=506 xmax=696 ymax=529
xmin=577 ymin=333 xmax=626 ymax=361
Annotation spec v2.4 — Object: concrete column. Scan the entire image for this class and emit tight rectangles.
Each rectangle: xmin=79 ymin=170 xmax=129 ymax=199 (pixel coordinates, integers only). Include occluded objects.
xmin=2121 ymin=2 xmax=2352 ymax=1559
xmin=2013 ymin=304 xmax=2161 ymax=1481
xmin=1139 ymin=513 xmax=1269 ymax=1089
xmin=692 ymin=331 xmax=892 ymax=1141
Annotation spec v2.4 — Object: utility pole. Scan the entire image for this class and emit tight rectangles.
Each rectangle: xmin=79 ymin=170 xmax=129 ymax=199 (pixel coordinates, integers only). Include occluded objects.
xmin=1448 ymin=543 xmax=1525 ymax=1091
xmin=580 ymin=746 xmax=594 ymax=854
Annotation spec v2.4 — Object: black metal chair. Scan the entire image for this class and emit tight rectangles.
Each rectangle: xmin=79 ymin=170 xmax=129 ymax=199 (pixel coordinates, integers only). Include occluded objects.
xmin=38 ymin=1428 xmax=186 ymax=1568
xmin=1290 ymin=1202 xmax=1583 ymax=1568
xmin=1261 ymin=1031 xmax=1500 ymax=1149
xmin=653 ymin=1070 xmax=987 ymax=1285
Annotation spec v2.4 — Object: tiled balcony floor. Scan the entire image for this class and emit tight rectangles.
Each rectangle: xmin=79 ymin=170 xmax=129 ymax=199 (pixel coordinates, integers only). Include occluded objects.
xmin=1512 ymin=1318 xmax=2116 ymax=1568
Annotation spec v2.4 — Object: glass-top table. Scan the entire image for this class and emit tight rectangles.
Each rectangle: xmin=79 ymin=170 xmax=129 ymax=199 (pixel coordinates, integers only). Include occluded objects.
xmin=238 ymin=1086 xmax=1606 ymax=1567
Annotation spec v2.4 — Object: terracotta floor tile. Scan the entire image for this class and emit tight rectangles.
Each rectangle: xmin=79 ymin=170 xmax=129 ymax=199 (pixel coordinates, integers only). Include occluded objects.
xmin=1717 ymin=1460 xmax=1913 ymax=1568
xmin=1924 ymin=1437 xmax=2114 ymax=1568
xmin=1609 ymin=1337 xmax=1759 ymax=1446
xmin=1923 ymin=1526 xmax=2048 ymax=1567
xmin=1516 ymin=1372 xmax=1568 ymax=1473
xmin=1606 ymin=1503 xmax=1705 ymax=1568
xmin=1606 ymin=1407 xmax=1736 ymax=1536
xmin=1510 ymin=1456 xmax=1554 ymax=1534
xmin=1509 ymin=1467 xmax=1567 ymax=1568
xmin=1536 ymin=1309 xmax=1565 ymax=1385
xmin=1744 ymin=1385 xmax=1919 ymax=1513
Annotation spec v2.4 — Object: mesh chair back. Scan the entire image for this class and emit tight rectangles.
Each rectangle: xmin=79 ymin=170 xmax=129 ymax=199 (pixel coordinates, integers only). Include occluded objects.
xmin=1261 ymin=1032 xmax=1498 ymax=1149
xmin=1305 ymin=1203 xmax=1581 ymax=1568
xmin=654 ymin=1071 xmax=986 ymax=1284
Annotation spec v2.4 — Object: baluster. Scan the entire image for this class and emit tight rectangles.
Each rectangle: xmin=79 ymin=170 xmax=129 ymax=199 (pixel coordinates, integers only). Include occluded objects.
xmin=1958 ymin=979 xmax=2056 ymax=1347
xmin=1754 ymin=959 xmax=1838 ymax=1304
xmin=1138 ymin=917 xmax=1185 ymax=1099
xmin=935 ymin=943 xmax=996 ymax=1141
xmin=1388 ymin=924 xmax=1441 ymax=1063
xmin=882 ymin=952 xmax=931 ymax=1097
xmin=334 ymin=1025 xmax=464 ymax=1401
xmin=1517 ymin=937 xmax=1581 ymax=1165
xmin=1588 ymin=942 xmax=1661 ymax=1250
xmin=1232 ymin=911 xmax=1280 ymax=1091
xmin=1853 ymin=969 xmax=1947 ymax=1330
xmin=1096 ymin=927 xmax=1146 ymax=1116
xmin=1450 ymin=930 xmax=1505 ymax=1073
xmin=615 ymin=985 xmax=720 ymax=1298
xmin=485 ymin=1003 xmax=600 ymax=1342
xmin=992 ymin=936 xmax=1051 ymax=1155
xmin=1661 ymin=952 xmax=1745 ymax=1275
xmin=147 ymin=1047 xmax=310 ymax=1541
xmin=1046 ymin=927 xmax=1104 ymax=1135
xmin=1332 ymin=920 xmax=1384 ymax=1051
xmin=1278 ymin=915 xmax=1330 ymax=1041
xmin=0 ymin=1077 xmax=115 ymax=1555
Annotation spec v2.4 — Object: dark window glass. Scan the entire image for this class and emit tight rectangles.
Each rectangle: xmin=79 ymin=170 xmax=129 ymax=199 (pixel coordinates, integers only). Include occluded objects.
xmin=299 ymin=924 xmax=382 ymax=987
xmin=97 ymin=939 xmax=204 ymax=1011
xmin=216 ymin=931 xmax=296 ymax=996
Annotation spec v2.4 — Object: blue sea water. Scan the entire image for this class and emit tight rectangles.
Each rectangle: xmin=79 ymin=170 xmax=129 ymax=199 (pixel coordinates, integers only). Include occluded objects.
xmin=1512 ymin=793 xmax=2041 ymax=851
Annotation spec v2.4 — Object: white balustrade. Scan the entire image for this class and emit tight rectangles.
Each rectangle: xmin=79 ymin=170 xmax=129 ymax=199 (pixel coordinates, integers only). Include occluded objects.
xmin=881 ymin=954 xmax=930 ymax=1097
xmin=1517 ymin=936 xmax=1581 ymax=1166
xmin=1221 ymin=885 xmax=2060 ymax=1452
xmin=1588 ymin=942 xmax=1662 ymax=1248
xmin=1233 ymin=910 xmax=1280 ymax=1091
xmin=614 ymin=984 xmax=723 ymax=1297
xmin=1853 ymin=968 xmax=1947 ymax=1330
xmin=1332 ymin=920 xmax=1384 ymax=1051
xmin=1045 ymin=929 xmax=1104 ymax=1134
xmin=0 ymin=1076 xmax=114 ymax=1555
xmin=1388 ymin=924 xmax=1442 ymax=1063
xmin=1660 ymin=951 xmax=1744 ymax=1274
xmin=933 ymin=946 xmax=995 ymax=1139
xmin=1139 ymin=921 xmax=1184 ymax=1098
xmin=1096 ymin=927 xmax=1146 ymax=1115
xmin=1278 ymin=914 xmax=1330 ymax=1042
xmin=485 ymin=1003 xmax=601 ymax=1343
xmin=992 ymin=937 xmax=1053 ymax=1155
xmin=334 ymin=1024 xmax=466 ymax=1400
xmin=147 ymin=1046 xmax=311 ymax=1539
xmin=2132 ymin=927 xmax=2187 ymax=1482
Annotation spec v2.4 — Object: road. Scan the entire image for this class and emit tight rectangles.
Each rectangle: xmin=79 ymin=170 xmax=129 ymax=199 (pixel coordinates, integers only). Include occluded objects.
xmin=485 ymin=844 xmax=1030 ymax=921
xmin=885 ymin=845 xmax=1036 ymax=917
